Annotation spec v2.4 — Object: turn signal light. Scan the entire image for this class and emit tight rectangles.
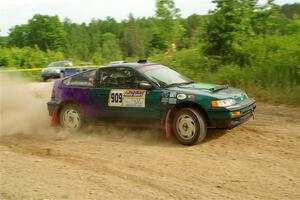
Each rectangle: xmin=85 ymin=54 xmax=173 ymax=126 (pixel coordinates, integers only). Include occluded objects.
xmin=231 ymin=111 xmax=241 ymax=117
xmin=211 ymin=101 xmax=219 ymax=107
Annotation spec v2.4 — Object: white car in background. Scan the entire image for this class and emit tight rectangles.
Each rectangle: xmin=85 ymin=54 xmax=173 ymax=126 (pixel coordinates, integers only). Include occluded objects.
xmin=41 ymin=61 xmax=73 ymax=81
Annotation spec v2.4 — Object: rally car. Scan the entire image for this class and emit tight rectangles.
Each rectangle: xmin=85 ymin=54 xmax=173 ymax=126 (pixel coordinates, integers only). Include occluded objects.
xmin=47 ymin=61 xmax=256 ymax=145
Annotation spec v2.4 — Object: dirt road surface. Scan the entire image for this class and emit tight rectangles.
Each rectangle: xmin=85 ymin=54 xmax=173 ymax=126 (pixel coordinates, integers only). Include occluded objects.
xmin=0 ymin=79 xmax=299 ymax=200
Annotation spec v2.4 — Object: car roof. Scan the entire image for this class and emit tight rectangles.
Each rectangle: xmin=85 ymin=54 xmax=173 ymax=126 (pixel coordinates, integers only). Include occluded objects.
xmin=50 ymin=61 xmax=72 ymax=63
xmin=104 ymin=62 xmax=158 ymax=69
xmin=65 ymin=62 xmax=160 ymax=79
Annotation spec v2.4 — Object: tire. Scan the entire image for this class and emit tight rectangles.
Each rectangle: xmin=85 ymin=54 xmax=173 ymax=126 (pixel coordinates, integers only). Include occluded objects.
xmin=43 ymin=77 xmax=48 ymax=82
xmin=172 ymin=108 xmax=207 ymax=145
xmin=59 ymin=104 xmax=83 ymax=131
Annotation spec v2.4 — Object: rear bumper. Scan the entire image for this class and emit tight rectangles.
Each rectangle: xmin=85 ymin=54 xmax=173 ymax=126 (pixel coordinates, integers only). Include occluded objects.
xmin=208 ymin=99 xmax=256 ymax=129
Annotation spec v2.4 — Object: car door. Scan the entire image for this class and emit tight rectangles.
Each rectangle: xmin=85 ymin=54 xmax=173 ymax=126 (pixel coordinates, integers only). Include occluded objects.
xmin=93 ymin=67 xmax=162 ymax=120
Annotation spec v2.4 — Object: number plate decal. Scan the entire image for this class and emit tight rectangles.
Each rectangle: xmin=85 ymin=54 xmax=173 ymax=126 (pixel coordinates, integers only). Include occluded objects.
xmin=108 ymin=89 xmax=146 ymax=108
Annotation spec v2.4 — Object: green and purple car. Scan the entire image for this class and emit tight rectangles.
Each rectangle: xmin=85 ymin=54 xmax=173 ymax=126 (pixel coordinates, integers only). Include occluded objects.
xmin=47 ymin=61 xmax=256 ymax=145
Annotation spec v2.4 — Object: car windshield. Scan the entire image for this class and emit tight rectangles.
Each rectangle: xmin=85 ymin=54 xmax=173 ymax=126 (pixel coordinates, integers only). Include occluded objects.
xmin=139 ymin=65 xmax=193 ymax=88
xmin=48 ymin=61 xmax=72 ymax=67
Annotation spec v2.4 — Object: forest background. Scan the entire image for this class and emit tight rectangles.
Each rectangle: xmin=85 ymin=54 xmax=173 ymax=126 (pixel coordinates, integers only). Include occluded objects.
xmin=0 ymin=0 xmax=299 ymax=104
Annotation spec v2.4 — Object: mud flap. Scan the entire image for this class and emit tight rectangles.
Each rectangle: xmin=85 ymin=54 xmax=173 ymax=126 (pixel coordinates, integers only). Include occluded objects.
xmin=251 ymin=109 xmax=255 ymax=119
xmin=164 ymin=110 xmax=172 ymax=138
xmin=50 ymin=106 xmax=59 ymax=127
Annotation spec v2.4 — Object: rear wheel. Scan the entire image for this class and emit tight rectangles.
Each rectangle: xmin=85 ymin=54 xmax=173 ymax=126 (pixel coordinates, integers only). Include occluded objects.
xmin=172 ymin=108 xmax=207 ymax=145
xmin=59 ymin=104 xmax=83 ymax=131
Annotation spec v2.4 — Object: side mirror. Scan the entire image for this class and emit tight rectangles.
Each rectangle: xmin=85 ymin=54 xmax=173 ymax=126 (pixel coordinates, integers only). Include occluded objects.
xmin=139 ymin=81 xmax=153 ymax=90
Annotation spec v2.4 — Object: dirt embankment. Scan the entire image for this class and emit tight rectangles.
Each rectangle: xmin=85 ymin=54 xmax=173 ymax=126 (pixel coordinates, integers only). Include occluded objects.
xmin=0 ymin=76 xmax=299 ymax=200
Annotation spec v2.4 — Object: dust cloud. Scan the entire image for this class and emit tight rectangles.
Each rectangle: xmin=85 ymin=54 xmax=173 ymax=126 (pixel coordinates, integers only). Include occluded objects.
xmin=0 ymin=74 xmax=53 ymax=135
xmin=84 ymin=125 xmax=166 ymax=145
xmin=0 ymin=74 xmax=164 ymax=144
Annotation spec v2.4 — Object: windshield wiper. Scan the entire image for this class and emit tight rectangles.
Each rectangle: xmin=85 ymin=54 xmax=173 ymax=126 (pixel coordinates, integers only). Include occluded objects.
xmin=164 ymin=81 xmax=194 ymax=88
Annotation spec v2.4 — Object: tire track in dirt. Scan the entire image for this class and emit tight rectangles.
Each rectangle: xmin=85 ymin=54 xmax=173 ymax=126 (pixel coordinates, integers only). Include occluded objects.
xmin=1 ymin=80 xmax=300 ymax=200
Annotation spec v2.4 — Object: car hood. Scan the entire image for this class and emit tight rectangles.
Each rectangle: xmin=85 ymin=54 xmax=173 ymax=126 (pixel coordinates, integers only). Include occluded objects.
xmin=167 ymin=82 xmax=248 ymax=103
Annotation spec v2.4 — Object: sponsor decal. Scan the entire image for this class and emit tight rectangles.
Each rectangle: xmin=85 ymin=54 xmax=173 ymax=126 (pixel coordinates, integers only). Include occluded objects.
xmin=124 ymin=90 xmax=145 ymax=97
xmin=161 ymin=97 xmax=169 ymax=103
xmin=108 ymin=89 xmax=146 ymax=108
xmin=177 ymin=93 xmax=187 ymax=100
xmin=168 ymin=98 xmax=177 ymax=104
xmin=169 ymin=92 xmax=177 ymax=98
xmin=162 ymin=91 xmax=169 ymax=98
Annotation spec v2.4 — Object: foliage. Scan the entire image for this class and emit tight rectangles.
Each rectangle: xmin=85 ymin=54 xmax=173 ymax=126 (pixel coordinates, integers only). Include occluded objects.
xmin=8 ymin=15 xmax=66 ymax=51
xmin=203 ymin=0 xmax=257 ymax=65
xmin=155 ymin=0 xmax=184 ymax=47
xmin=1 ymin=1 xmax=299 ymax=104
xmin=280 ymin=3 xmax=300 ymax=19
xmin=150 ymin=33 xmax=300 ymax=104
xmin=100 ymin=33 xmax=123 ymax=62
xmin=0 ymin=47 xmax=64 ymax=68
xmin=122 ymin=14 xmax=145 ymax=57
xmin=0 ymin=37 xmax=5 ymax=47
xmin=63 ymin=20 xmax=90 ymax=60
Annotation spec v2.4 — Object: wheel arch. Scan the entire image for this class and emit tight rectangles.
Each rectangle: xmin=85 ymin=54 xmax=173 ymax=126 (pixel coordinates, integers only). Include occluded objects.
xmin=56 ymin=100 xmax=82 ymax=117
xmin=170 ymin=101 xmax=209 ymax=126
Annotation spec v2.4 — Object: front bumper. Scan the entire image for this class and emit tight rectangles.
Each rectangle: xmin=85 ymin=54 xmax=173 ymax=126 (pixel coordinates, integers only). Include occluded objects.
xmin=41 ymin=71 xmax=61 ymax=78
xmin=207 ymin=98 xmax=256 ymax=129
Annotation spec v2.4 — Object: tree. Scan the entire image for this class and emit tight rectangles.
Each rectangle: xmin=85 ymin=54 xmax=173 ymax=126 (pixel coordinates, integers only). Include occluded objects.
xmin=92 ymin=51 xmax=106 ymax=65
xmin=0 ymin=36 xmax=6 ymax=48
xmin=203 ymin=0 xmax=257 ymax=65
xmin=100 ymin=33 xmax=122 ymax=61
xmin=251 ymin=0 xmax=278 ymax=35
xmin=8 ymin=25 xmax=28 ymax=47
xmin=26 ymin=14 xmax=66 ymax=51
xmin=8 ymin=15 xmax=66 ymax=51
xmin=8 ymin=15 xmax=66 ymax=52
xmin=122 ymin=14 xmax=144 ymax=57
xmin=155 ymin=0 xmax=184 ymax=50
xmin=64 ymin=19 xmax=90 ymax=60
xmin=185 ymin=14 xmax=203 ymax=38
xmin=281 ymin=3 xmax=300 ymax=19
xmin=88 ymin=19 xmax=104 ymax=55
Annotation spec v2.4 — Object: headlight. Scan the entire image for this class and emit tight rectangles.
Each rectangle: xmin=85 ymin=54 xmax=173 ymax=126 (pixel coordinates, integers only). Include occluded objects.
xmin=211 ymin=99 xmax=236 ymax=108
xmin=41 ymin=69 xmax=45 ymax=72
xmin=55 ymin=69 xmax=61 ymax=73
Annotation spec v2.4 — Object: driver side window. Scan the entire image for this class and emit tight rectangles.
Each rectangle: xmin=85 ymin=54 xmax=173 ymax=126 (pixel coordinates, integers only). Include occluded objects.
xmin=96 ymin=67 xmax=145 ymax=89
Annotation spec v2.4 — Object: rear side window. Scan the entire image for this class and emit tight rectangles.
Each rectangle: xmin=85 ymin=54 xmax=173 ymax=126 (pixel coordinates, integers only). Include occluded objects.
xmin=64 ymin=70 xmax=96 ymax=87
xmin=95 ymin=67 xmax=144 ymax=89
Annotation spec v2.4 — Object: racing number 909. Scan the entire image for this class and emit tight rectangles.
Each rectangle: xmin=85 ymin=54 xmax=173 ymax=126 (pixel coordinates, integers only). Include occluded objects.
xmin=111 ymin=93 xmax=122 ymax=103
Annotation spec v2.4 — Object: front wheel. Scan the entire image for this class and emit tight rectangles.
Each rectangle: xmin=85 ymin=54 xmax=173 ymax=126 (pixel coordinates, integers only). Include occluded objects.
xmin=172 ymin=108 xmax=207 ymax=145
xmin=59 ymin=104 xmax=83 ymax=131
